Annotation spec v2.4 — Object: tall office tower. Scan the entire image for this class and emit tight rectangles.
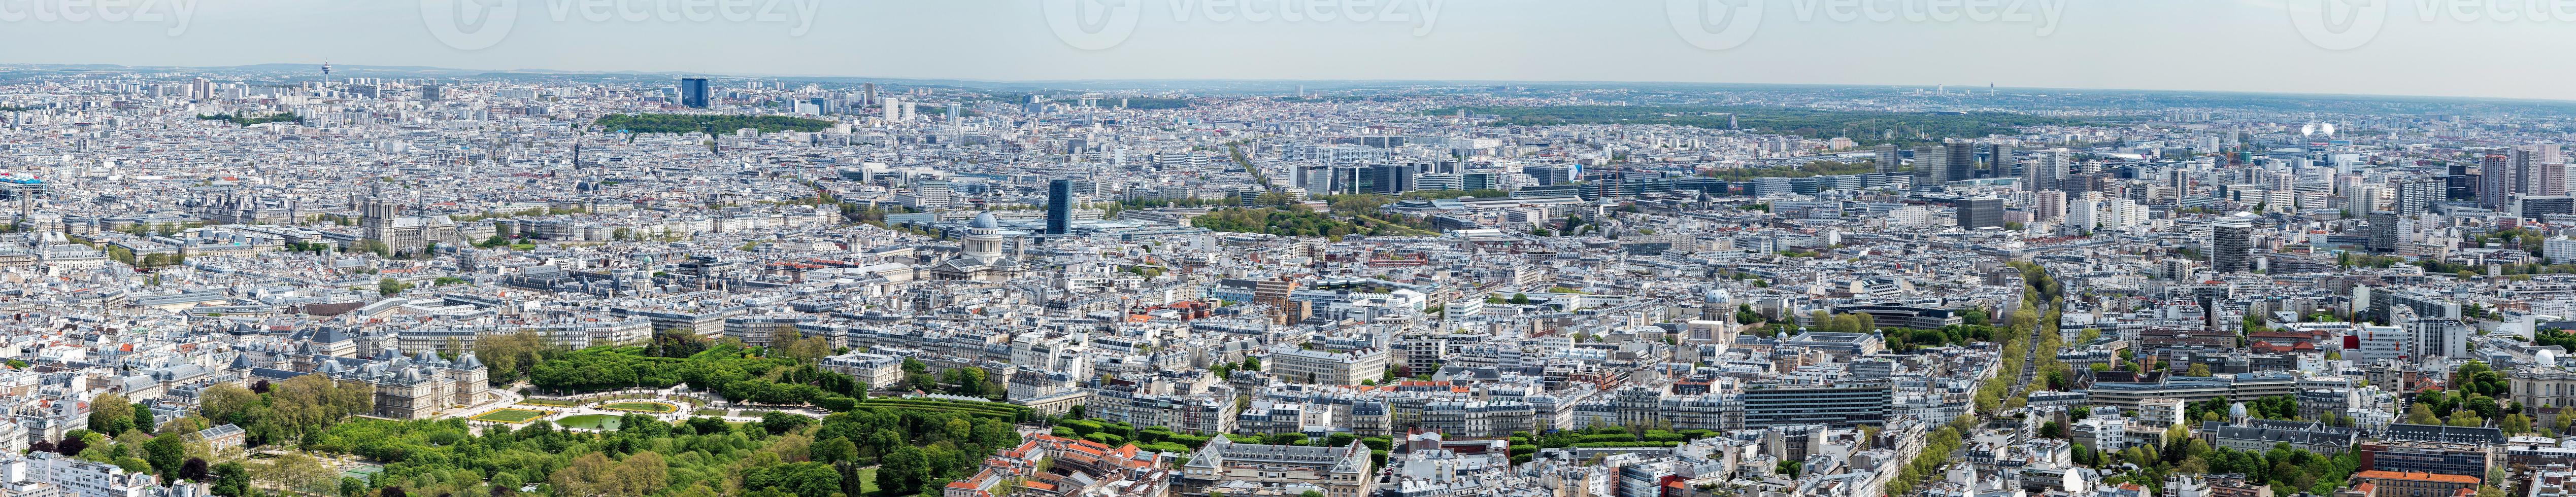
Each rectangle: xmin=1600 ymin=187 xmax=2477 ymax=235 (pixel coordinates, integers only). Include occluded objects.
xmin=2532 ymin=160 xmax=2570 ymax=196
xmin=2528 ymin=144 xmax=2568 ymax=168
xmin=2027 ymin=149 xmax=2070 ymax=193
xmin=2562 ymin=162 xmax=2575 ymax=198
xmin=2401 ymin=315 xmax=2472 ymax=363
xmin=2550 ymin=145 xmax=2569 ymax=196
xmin=1295 ymin=165 xmax=1328 ymax=190
xmin=1956 ymin=197 xmax=2003 ymax=229
xmin=2445 ymin=162 xmax=2477 ymax=200
xmin=2033 ymin=190 xmax=2067 ymax=222
xmin=2068 ymin=195 xmax=2101 ymax=232
xmin=1370 ymin=163 xmax=1421 ymax=194
xmin=2210 ymin=215 xmax=2254 ymax=273
xmin=680 ymin=78 xmax=711 ymax=108
xmin=947 ymin=102 xmax=961 ymax=121
xmin=2534 ymin=143 xmax=2575 ymax=195
xmin=2484 ymin=154 xmax=2516 ymax=210
xmin=418 ymin=84 xmax=446 ymax=101
xmin=862 ymin=83 xmax=878 ymax=105
xmin=2066 ymin=167 xmax=2102 ymax=195
xmin=2516 ymin=147 xmax=2554 ymax=195
xmin=882 ymin=97 xmax=905 ymax=122
xmin=1987 ymin=144 xmax=2014 ymax=179
xmin=1330 ymin=165 xmax=1373 ymax=195
xmin=2367 ymin=211 xmax=2399 ymax=253
xmin=2105 ymin=198 xmax=2148 ymax=229
xmin=2344 ymin=185 xmax=2384 ymax=216
xmin=1946 ymin=141 xmax=1978 ymax=180
xmin=2391 ymin=180 xmax=2438 ymax=216
xmin=1874 ymin=144 xmax=1902 ymax=174
xmin=1046 ymin=179 xmax=1073 ymax=236
xmin=1912 ymin=146 xmax=1948 ymax=188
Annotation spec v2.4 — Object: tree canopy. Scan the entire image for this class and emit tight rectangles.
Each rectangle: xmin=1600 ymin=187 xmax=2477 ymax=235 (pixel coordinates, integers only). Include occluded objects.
xmin=529 ymin=343 xmax=861 ymax=407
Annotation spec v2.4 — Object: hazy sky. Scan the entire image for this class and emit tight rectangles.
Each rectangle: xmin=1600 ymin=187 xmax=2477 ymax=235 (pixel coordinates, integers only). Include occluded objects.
xmin=0 ymin=0 xmax=2567 ymax=100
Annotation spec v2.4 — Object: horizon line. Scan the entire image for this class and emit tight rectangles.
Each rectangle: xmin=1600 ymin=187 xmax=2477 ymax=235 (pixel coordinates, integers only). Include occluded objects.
xmin=12 ymin=61 xmax=2576 ymax=108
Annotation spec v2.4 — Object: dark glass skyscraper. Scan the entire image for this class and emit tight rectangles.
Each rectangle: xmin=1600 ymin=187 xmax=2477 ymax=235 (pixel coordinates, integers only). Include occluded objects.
xmin=1369 ymin=163 xmax=1421 ymax=194
xmin=1946 ymin=141 xmax=1977 ymax=181
xmin=2368 ymin=211 xmax=2399 ymax=253
xmin=680 ymin=78 xmax=710 ymax=108
xmin=1986 ymin=143 xmax=2014 ymax=179
xmin=1958 ymin=197 xmax=2003 ymax=229
xmin=2212 ymin=215 xmax=2254 ymax=272
xmin=1046 ymin=179 xmax=1073 ymax=235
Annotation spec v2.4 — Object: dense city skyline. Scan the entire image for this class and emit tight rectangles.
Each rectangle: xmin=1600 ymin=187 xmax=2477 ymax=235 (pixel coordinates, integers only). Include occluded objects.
xmin=1 ymin=5 xmax=2573 ymax=497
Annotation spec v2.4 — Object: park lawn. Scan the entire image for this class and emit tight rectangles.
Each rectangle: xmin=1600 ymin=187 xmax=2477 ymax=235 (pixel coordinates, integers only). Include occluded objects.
xmin=599 ymin=401 xmax=678 ymax=413
xmin=470 ymin=408 xmax=550 ymax=423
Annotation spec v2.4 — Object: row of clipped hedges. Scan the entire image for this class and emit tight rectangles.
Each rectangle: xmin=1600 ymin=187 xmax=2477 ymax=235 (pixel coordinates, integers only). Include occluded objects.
xmin=854 ymin=398 xmax=1035 ymax=421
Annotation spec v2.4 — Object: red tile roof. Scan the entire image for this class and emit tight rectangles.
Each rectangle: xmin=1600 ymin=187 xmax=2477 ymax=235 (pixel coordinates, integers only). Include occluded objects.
xmin=2354 ymin=471 xmax=2480 ymax=484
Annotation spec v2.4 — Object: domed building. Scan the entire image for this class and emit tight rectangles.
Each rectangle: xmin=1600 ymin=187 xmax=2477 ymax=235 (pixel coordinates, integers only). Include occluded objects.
xmin=925 ymin=212 xmax=1028 ymax=282
xmin=1696 ymin=286 xmax=1737 ymax=322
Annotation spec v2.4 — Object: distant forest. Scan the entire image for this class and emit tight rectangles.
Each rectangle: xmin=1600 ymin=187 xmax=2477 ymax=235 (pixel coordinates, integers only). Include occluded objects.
xmin=593 ymin=114 xmax=835 ymax=134
xmin=1429 ymin=105 xmax=2100 ymax=147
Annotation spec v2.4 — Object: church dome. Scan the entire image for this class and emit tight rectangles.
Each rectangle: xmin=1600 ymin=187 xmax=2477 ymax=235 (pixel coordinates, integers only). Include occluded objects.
xmin=969 ymin=212 xmax=1000 ymax=229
